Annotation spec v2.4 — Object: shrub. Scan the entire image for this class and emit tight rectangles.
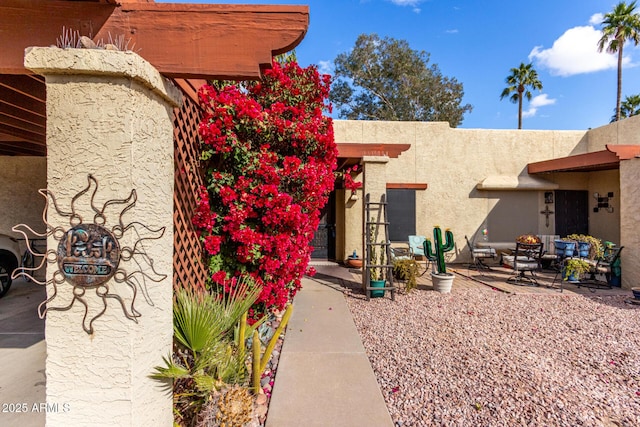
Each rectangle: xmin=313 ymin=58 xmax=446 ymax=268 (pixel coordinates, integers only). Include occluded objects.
xmin=392 ymin=258 xmax=419 ymax=292
xmin=193 ymin=59 xmax=337 ymax=320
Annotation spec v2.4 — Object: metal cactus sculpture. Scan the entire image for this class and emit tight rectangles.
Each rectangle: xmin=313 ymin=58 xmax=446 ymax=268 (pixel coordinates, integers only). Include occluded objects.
xmin=424 ymin=226 xmax=455 ymax=274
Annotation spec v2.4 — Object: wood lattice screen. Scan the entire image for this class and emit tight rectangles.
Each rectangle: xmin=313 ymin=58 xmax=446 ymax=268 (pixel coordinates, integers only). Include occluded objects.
xmin=173 ymin=79 xmax=208 ymax=290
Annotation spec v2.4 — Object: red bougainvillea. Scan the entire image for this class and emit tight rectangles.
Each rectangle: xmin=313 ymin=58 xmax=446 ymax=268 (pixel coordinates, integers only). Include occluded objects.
xmin=193 ymin=59 xmax=337 ymax=319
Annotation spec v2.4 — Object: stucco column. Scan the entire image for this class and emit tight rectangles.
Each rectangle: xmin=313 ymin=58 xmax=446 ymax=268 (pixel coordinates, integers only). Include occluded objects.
xmin=25 ymin=47 xmax=181 ymax=426
xmin=361 ymin=156 xmax=389 ymax=287
xmin=619 ymin=158 xmax=640 ymax=290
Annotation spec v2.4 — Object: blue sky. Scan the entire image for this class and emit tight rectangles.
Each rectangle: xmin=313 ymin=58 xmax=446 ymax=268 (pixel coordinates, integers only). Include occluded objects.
xmin=162 ymin=0 xmax=640 ymax=130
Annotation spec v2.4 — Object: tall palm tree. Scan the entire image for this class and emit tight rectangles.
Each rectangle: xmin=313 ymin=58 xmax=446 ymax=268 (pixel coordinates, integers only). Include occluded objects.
xmin=500 ymin=62 xmax=543 ymax=129
xmin=598 ymin=1 xmax=640 ymax=122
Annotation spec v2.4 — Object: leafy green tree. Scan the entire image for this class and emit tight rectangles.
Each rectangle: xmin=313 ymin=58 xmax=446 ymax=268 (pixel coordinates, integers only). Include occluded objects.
xmin=598 ymin=1 xmax=640 ymax=122
xmin=500 ymin=62 xmax=543 ymax=129
xmin=331 ymin=33 xmax=472 ymax=127
xmin=611 ymin=93 xmax=640 ymax=121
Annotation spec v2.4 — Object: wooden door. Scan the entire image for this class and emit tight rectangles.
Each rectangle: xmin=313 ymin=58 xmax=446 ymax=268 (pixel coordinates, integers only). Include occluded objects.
xmin=310 ymin=192 xmax=336 ymax=259
xmin=554 ymin=190 xmax=588 ymax=237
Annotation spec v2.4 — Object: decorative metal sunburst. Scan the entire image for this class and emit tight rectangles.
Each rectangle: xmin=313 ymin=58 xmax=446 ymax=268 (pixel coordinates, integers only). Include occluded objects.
xmin=12 ymin=174 xmax=166 ymax=334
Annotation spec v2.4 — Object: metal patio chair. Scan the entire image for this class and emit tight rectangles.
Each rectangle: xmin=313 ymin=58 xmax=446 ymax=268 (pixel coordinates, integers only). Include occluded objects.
xmin=464 ymin=234 xmax=496 ymax=271
xmin=503 ymin=242 xmax=544 ymax=286
xmin=579 ymin=245 xmax=624 ymax=290
xmin=406 ymin=235 xmax=430 ymax=276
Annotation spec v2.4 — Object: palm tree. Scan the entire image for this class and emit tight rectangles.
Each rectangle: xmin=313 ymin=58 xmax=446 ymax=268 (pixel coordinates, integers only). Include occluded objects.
xmin=598 ymin=1 xmax=640 ymax=122
xmin=500 ymin=62 xmax=543 ymax=129
xmin=611 ymin=93 xmax=640 ymax=121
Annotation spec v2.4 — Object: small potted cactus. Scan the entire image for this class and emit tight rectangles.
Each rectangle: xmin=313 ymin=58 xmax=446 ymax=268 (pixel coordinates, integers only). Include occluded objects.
xmin=424 ymin=226 xmax=455 ymax=293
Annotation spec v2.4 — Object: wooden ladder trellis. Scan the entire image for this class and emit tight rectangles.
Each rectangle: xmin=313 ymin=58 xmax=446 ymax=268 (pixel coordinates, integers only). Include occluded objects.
xmin=364 ymin=193 xmax=396 ymax=301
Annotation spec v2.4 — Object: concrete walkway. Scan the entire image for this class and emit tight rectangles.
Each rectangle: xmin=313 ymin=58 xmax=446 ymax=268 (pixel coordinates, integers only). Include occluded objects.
xmin=266 ymin=275 xmax=393 ymax=427
xmin=0 ymin=279 xmax=46 ymax=427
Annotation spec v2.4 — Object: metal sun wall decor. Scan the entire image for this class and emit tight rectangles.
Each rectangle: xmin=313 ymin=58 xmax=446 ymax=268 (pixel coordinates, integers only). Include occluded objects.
xmin=12 ymin=174 xmax=167 ymax=334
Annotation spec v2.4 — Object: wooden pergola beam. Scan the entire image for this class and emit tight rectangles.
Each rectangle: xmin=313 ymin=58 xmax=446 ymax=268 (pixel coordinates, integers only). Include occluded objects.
xmin=0 ymin=1 xmax=309 ymax=80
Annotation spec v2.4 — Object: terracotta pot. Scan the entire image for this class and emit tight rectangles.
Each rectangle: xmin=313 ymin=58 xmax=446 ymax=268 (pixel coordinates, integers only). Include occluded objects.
xmin=346 ymin=258 xmax=362 ymax=268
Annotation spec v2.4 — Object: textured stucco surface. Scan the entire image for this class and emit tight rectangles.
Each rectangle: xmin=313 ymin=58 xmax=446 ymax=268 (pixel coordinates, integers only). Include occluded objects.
xmin=26 ymin=47 xmax=178 ymax=426
xmin=335 ymin=120 xmax=587 ymax=260
xmin=334 ymin=119 xmax=638 ymax=289
xmin=586 ymin=114 xmax=640 ymax=150
xmin=620 ymin=159 xmax=640 ymax=290
xmin=359 ymin=157 xmax=389 ymax=288
xmin=0 ymin=156 xmax=46 ymax=238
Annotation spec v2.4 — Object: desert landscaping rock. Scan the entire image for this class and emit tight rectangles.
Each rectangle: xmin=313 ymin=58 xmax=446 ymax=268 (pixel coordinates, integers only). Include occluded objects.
xmin=345 ymin=288 xmax=640 ymax=426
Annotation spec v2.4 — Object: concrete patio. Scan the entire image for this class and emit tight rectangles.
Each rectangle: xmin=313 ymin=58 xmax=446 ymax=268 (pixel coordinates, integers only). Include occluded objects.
xmin=0 ymin=278 xmax=46 ymax=427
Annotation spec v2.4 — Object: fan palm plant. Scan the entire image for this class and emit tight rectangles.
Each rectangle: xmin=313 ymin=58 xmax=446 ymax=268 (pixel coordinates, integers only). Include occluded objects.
xmin=152 ymin=276 xmax=262 ymax=425
xmin=500 ymin=62 xmax=543 ymax=129
xmin=598 ymin=1 xmax=640 ymax=122
xmin=616 ymin=93 xmax=640 ymax=120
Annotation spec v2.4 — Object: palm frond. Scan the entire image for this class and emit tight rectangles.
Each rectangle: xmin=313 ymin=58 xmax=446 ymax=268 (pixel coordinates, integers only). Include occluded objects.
xmin=151 ymin=355 xmax=191 ymax=380
xmin=173 ymin=276 xmax=262 ymax=354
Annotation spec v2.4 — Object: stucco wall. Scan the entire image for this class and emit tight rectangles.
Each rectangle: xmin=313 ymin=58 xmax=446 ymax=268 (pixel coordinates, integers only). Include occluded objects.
xmin=586 ymin=114 xmax=640 ymax=150
xmin=619 ymin=158 xmax=640 ymax=289
xmin=26 ymin=47 xmax=179 ymax=426
xmin=335 ymin=120 xmax=587 ymax=260
xmin=0 ymin=156 xmax=46 ymax=237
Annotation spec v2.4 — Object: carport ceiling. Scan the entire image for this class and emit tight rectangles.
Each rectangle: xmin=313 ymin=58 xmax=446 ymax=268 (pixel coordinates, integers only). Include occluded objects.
xmin=0 ymin=0 xmax=309 ymax=157
xmin=0 ymin=74 xmax=46 ymax=156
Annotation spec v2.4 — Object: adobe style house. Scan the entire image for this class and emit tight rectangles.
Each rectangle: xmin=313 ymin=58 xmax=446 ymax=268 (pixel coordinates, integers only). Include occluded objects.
xmin=327 ymin=118 xmax=640 ymax=291
xmin=2 ymin=1 xmax=639 ymax=425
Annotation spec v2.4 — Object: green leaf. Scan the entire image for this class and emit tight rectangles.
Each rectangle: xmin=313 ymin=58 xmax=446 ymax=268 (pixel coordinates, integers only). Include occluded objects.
xmin=150 ymin=355 xmax=190 ymax=380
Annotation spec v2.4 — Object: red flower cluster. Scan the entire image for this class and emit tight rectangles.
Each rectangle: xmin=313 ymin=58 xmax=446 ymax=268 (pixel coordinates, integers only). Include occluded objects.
xmin=194 ymin=60 xmax=337 ymax=319
xmin=342 ymin=165 xmax=363 ymax=192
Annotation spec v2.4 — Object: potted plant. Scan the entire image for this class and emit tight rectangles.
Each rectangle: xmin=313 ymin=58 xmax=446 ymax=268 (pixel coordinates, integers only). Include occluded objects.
xmin=563 ymin=258 xmax=590 ymax=282
xmin=367 ymin=225 xmax=386 ymax=297
xmin=554 ymin=237 xmax=577 ymax=258
xmin=392 ymin=258 xmax=419 ymax=292
xmin=368 ymin=244 xmax=386 ymax=297
xmin=424 ymin=226 xmax=455 ymax=293
xmin=566 ymin=234 xmax=603 ymax=260
xmin=346 ymin=250 xmax=363 ymax=269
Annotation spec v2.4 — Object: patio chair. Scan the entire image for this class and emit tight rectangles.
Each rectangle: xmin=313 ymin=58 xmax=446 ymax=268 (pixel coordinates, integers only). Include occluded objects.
xmin=406 ymin=235 xmax=430 ymax=276
xmin=464 ymin=235 xmax=496 ymax=271
xmin=537 ymin=234 xmax=560 ymax=270
xmin=580 ymin=245 xmax=624 ymax=290
xmin=502 ymin=242 xmax=544 ymax=286
xmin=408 ymin=235 xmax=427 ymax=259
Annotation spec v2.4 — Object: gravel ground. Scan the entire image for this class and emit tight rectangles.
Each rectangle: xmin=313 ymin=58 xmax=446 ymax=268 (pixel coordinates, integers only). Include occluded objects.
xmin=345 ymin=288 xmax=640 ymax=427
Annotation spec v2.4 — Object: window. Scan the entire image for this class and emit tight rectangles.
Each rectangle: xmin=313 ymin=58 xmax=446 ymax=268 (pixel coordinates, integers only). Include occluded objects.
xmin=387 ymin=189 xmax=416 ymax=242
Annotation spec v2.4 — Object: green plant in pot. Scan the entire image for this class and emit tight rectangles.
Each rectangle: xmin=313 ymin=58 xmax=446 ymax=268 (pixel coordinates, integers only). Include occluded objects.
xmin=563 ymin=258 xmax=590 ymax=282
xmin=393 ymin=258 xmax=419 ymax=292
xmin=368 ymin=225 xmax=386 ymax=297
xmin=566 ymin=234 xmax=603 ymax=260
xmin=424 ymin=226 xmax=455 ymax=293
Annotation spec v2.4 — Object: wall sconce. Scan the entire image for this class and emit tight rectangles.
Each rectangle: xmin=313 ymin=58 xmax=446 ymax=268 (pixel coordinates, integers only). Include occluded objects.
xmin=349 ymin=190 xmax=359 ymax=201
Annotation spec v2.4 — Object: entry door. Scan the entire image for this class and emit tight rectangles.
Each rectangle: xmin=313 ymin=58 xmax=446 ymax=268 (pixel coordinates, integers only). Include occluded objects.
xmin=554 ymin=190 xmax=588 ymax=237
xmin=310 ymin=192 xmax=336 ymax=259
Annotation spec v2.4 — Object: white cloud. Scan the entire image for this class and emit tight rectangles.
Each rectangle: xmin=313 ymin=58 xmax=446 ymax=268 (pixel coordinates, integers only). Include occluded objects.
xmin=388 ymin=0 xmax=421 ymax=5
xmin=445 ymin=29 xmax=459 ymax=34
xmin=528 ymin=25 xmax=624 ymax=76
xmin=589 ymin=13 xmax=604 ymax=26
xmin=387 ymin=0 xmax=422 ymax=12
xmin=522 ymin=94 xmax=556 ymax=118
xmin=317 ymin=60 xmax=333 ymax=75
